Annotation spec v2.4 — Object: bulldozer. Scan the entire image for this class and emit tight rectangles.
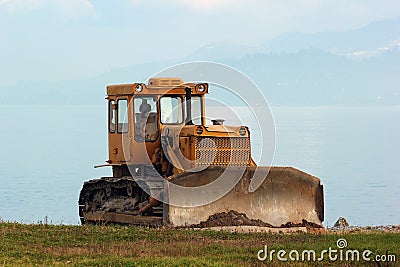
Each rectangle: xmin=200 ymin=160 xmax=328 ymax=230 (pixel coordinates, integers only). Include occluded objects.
xmin=79 ymin=78 xmax=324 ymax=228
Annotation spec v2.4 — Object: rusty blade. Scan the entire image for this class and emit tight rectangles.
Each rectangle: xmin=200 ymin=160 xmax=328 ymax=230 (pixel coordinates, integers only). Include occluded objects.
xmin=167 ymin=166 xmax=324 ymax=227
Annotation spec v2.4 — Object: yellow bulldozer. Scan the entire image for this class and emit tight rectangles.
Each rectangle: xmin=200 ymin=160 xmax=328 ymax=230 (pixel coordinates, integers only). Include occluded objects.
xmin=79 ymin=78 xmax=324 ymax=228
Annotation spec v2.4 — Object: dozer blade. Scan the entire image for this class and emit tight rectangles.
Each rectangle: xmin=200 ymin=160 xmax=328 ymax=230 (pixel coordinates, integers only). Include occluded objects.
xmin=165 ymin=166 xmax=324 ymax=227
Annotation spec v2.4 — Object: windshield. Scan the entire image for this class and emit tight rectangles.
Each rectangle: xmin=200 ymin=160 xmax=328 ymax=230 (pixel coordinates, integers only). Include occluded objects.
xmin=160 ymin=96 xmax=183 ymax=124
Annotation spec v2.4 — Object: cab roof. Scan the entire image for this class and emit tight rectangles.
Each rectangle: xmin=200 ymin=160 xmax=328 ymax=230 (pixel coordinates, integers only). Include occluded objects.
xmin=106 ymin=78 xmax=208 ymax=96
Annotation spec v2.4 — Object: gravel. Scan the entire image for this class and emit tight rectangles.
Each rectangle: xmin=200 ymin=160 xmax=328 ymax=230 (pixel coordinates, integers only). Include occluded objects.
xmin=328 ymin=225 xmax=400 ymax=233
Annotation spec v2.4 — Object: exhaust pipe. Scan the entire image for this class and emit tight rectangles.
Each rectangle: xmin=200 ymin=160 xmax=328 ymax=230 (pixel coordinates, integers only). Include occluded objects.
xmin=185 ymin=87 xmax=193 ymax=125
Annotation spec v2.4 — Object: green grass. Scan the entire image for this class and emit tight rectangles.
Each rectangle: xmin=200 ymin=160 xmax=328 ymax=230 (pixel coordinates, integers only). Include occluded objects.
xmin=0 ymin=223 xmax=399 ymax=266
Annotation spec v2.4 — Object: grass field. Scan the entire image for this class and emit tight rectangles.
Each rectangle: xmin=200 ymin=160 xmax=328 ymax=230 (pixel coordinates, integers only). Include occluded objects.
xmin=0 ymin=223 xmax=399 ymax=266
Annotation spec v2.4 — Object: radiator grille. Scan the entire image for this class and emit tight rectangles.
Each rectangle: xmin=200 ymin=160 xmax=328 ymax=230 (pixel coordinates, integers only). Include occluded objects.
xmin=194 ymin=137 xmax=250 ymax=166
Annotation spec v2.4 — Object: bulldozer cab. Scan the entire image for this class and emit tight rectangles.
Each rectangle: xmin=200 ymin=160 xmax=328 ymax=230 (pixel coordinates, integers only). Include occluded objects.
xmin=105 ymin=78 xmax=252 ymax=175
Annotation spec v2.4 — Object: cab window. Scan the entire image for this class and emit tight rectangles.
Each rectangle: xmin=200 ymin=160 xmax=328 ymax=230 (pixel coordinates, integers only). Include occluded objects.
xmin=117 ymin=99 xmax=129 ymax=133
xmin=109 ymin=100 xmax=116 ymax=133
xmin=134 ymin=96 xmax=158 ymax=142
xmin=160 ymin=96 xmax=183 ymax=124
xmin=191 ymin=96 xmax=202 ymax=125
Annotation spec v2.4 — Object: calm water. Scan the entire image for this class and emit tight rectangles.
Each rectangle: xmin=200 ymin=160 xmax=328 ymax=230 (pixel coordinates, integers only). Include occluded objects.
xmin=0 ymin=105 xmax=399 ymax=226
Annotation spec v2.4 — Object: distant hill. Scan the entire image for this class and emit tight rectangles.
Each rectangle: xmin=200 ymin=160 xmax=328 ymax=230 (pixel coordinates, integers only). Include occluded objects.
xmin=188 ymin=41 xmax=261 ymax=61
xmin=262 ymin=17 xmax=400 ymax=54
xmin=223 ymin=48 xmax=400 ymax=106
xmin=1 ymin=18 xmax=399 ymax=106
xmin=189 ymin=17 xmax=400 ymax=58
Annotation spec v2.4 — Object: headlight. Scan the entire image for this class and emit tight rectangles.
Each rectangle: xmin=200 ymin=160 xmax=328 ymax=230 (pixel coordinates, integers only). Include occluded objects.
xmin=135 ymin=84 xmax=143 ymax=93
xmin=197 ymin=84 xmax=205 ymax=93
xmin=239 ymin=127 xmax=247 ymax=136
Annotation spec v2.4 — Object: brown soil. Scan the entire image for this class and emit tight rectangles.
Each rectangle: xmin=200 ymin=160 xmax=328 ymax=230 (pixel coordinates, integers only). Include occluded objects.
xmin=281 ymin=220 xmax=323 ymax=229
xmin=192 ymin=210 xmax=274 ymax=228
xmin=191 ymin=210 xmax=324 ymax=229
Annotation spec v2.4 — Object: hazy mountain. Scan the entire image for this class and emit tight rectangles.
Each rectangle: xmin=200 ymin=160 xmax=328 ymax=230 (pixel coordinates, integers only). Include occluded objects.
xmin=187 ymin=17 xmax=400 ymax=58
xmin=1 ymin=18 xmax=399 ymax=106
xmin=188 ymin=41 xmax=261 ymax=61
xmin=262 ymin=17 xmax=400 ymax=54
xmin=224 ymin=48 xmax=400 ymax=106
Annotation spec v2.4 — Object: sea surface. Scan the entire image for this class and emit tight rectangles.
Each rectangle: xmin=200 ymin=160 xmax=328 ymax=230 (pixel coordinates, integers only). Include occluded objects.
xmin=0 ymin=105 xmax=399 ymax=226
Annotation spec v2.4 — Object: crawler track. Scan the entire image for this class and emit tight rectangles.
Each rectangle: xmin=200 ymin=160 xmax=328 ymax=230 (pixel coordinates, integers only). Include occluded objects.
xmin=78 ymin=176 xmax=164 ymax=225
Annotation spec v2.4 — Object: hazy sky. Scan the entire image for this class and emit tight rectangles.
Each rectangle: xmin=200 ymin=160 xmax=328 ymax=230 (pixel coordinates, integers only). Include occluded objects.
xmin=0 ymin=0 xmax=399 ymax=85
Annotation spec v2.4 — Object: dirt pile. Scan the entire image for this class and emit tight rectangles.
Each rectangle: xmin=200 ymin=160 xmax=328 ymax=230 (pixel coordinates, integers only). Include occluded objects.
xmin=281 ymin=220 xmax=323 ymax=229
xmin=192 ymin=210 xmax=324 ymax=229
xmin=193 ymin=210 xmax=274 ymax=228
